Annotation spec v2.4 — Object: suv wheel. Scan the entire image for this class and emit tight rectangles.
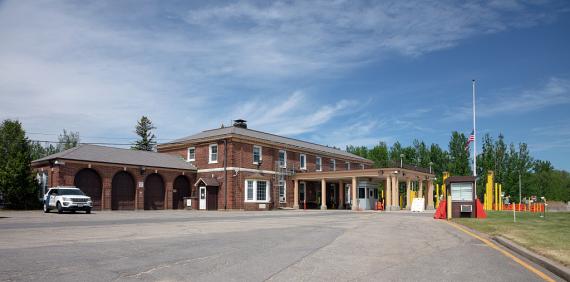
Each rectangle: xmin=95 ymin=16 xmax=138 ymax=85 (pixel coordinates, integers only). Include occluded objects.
xmin=85 ymin=208 xmax=91 ymax=214
xmin=57 ymin=202 xmax=63 ymax=214
xmin=43 ymin=203 xmax=50 ymax=213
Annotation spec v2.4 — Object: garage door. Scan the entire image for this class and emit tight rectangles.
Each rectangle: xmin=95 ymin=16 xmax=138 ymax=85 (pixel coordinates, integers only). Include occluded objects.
xmin=111 ymin=171 xmax=135 ymax=210
xmin=172 ymin=176 xmax=190 ymax=210
xmin=74 ymin=168 xmax=102 ymax=210
xmin=144 ymin=173 xmax=164 ymax=210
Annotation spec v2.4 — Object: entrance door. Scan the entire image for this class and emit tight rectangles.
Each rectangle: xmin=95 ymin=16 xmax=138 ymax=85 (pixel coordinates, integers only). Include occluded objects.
xmin=327 ymin=184 xmax=337 ymax=209
xmin=172 ymin=176 xmax=190 ymax=210
xmin=199 ymin=186 xmax=206 ymax=210
xmin=206 ymin=187 xmax=218 ymax=210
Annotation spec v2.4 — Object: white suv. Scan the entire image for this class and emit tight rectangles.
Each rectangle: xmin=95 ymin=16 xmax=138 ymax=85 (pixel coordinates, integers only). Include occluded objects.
xmin=43 ymin=187 xmax=93 ymax=214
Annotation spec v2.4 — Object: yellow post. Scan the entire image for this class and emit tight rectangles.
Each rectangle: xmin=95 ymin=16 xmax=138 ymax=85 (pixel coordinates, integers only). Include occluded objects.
xmin=435 ymin=183 xmax=440 ymax=207
xmin=499 ymin=183 xmax=503 ymax=210
xmin=485 ymin=171 xmax=494 ymax=210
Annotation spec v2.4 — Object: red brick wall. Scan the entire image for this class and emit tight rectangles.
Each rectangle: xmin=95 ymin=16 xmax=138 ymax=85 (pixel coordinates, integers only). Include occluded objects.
xmin=33 ymin=161 xmax=196 ymax=211
xmin=159 ymin=138 xmax=372 ymax=210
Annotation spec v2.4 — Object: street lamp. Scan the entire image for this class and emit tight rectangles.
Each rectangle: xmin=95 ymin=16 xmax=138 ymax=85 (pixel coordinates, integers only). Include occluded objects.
xmin=429 ymin=161 xmax=433 ymax=174
xmin=400 ymin=154 xmax=404 ymax=168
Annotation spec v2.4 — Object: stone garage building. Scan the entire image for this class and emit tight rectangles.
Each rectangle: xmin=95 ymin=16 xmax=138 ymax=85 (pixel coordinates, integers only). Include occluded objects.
xmin=32 ymin=145 xmax=196 ymax=211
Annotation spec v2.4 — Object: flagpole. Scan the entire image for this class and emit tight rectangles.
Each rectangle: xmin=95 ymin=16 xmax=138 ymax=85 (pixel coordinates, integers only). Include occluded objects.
xmin=472 ymin=79 xmax=477 ymax=198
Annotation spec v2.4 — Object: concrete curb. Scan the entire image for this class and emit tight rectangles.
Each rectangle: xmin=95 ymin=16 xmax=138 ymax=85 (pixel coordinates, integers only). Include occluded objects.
xmin=493 ymin=236 xmax=570 ymax=282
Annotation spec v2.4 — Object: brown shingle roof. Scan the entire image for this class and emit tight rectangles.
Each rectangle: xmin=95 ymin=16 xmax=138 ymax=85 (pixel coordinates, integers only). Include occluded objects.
xmin=161 ymin=126 xmax=372 ymax=163
xmin=32 ymin=144 xmax=196 ymax=170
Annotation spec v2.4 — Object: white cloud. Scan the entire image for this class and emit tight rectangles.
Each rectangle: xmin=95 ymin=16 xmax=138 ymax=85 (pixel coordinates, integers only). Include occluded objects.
xmin=443 ymin=77 xmax=570 ymax=121
xmin=0 ymin=0 xmax=563 ymax=144
xmin=233 ymin=91 xmax=359 ymax=136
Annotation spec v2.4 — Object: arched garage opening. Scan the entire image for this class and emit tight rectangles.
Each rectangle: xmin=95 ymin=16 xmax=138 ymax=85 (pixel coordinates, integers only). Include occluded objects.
xmin=111 ymin=171 xmax=136 ymax=210
xmin=144 ymin=173 xmax=165 ymax=210
xmin=74 ymin=168 xmax=102 ymax=210
xmin=172 ymin=175 xmax=190 ymax=210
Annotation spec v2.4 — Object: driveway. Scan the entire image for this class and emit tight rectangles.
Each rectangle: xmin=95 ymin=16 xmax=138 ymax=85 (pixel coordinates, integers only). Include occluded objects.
xmin=0 ymin=210 xmax=560 ymax=281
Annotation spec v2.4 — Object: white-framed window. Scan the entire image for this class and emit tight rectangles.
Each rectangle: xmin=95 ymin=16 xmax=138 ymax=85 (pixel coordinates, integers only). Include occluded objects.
xmin=246 ymin=180 xmax=254 ymax=201
xmin=451 ymin=182 xmax=474 ymax=201
xmin=209 ymin=144 xmax=218 ymax=164
xmin=329 ymin=159 xmax=336 ymax=171
xmin=278 ymin=150 xmax=287 ymax=168
xmin=187 ymin=147 xmax=195 ymax=162
xmin=253 ymin=145 xmax=262 ymax=164
xmin=316 ymin=156 xmax=322 ymax=171
xmin=346 ymin=161 xmax=350 ymax=170
xmin=278 ymin=180 xmax=286 ymax=203
xmin=300 ymin=154 xmax=306 ymax=170
xmin=244 ymin=179 xmax=270 ymax=203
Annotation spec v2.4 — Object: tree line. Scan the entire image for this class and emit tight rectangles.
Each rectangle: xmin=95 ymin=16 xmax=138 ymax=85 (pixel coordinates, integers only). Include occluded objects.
xmin=346 ymin=131 xmax=570 ymax=202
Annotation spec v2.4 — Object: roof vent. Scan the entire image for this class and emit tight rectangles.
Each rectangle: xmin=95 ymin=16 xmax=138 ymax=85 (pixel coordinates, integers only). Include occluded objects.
xmin=233 ymin=119 xmax=247 ymax=129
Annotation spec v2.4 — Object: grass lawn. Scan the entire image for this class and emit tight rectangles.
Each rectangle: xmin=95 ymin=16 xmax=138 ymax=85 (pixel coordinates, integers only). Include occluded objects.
xmin=454 ymin=211 xmax=570 ymax=266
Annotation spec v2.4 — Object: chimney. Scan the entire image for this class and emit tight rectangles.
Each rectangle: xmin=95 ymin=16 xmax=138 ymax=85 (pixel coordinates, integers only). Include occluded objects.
xmin=233 ymin=119 xmax=247 ymax=129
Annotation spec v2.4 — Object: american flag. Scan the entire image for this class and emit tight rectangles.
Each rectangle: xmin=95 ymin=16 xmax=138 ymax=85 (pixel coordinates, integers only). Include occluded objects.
xmin=464 ymin=130 xmax=474 ymax=151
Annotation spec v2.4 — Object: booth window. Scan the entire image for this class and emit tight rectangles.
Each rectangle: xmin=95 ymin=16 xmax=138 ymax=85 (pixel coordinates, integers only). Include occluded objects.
xmin=451 ymin=182 xmax=473 ymax=201
xmin=358 ymin=188 xmax=366 ymax=199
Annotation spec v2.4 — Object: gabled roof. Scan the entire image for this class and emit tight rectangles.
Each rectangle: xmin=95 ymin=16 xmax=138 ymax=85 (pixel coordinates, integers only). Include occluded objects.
xmin=194 ymin=177 xmax=219 ymax=187
xmin=160 ymin=126 xmax=372 ymax=163
xmin=32 ymin=144 xmax=196 ymax=171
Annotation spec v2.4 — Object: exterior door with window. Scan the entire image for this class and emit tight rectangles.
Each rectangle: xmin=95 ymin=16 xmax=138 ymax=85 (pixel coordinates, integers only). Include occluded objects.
xmin=199 ymin=186 xmax=206 ymax=210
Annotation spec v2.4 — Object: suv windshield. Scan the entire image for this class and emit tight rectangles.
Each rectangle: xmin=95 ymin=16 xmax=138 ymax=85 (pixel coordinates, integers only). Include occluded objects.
xmin=59 ymin=189 xmax=86 ymax=196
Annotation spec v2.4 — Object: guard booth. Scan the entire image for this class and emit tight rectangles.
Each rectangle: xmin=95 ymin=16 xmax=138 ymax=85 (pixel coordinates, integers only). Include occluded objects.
xmin=446 ymin=176 xmax=476 ymax=218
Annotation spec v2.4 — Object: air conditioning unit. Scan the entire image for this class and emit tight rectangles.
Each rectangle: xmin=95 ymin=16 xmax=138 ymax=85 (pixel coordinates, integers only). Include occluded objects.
xmin=279 ymin=196 xmax=286 ymax=203
xmin=460 ymin=205 xmax=472 ymax=212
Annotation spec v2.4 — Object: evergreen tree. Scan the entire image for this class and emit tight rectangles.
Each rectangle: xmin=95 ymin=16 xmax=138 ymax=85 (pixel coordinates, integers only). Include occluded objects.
xmin=0 ymin=120 xmax=40 ymax=209
xmin=448 ymin=131 xmax=470 ymax=176
xmin=132 ymin=116 xmax=157 ymax=151
xmin=389 ymin=141 xmax=403 ymax=163
xmin=429 ymin=144 xmax=448 ymax=185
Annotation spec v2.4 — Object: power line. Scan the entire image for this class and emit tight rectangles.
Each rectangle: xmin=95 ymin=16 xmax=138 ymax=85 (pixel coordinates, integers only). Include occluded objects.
xmin=29 ymin=140 xmax=186 ymax=146
xmin=26 ymin=132 xmax=180 ymax=141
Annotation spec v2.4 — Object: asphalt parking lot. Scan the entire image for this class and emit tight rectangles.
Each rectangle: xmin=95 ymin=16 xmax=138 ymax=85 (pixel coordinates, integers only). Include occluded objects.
xmin=0 ymin=210 xmax=562 ymax=281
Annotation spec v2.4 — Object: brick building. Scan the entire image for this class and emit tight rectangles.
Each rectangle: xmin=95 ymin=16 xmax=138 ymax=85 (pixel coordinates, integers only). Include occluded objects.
xmin=32 ymin=145 xmax=196 ymax=210
xmin=157 ymin=119 xmax=373 ymax=211
xmin=32 ymin=119 xmax=435 ymax=211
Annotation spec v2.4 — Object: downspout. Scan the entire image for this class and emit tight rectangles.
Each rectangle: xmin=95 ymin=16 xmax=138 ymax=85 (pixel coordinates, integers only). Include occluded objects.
xmin=224 ymin=139 xmax=228 ymax=210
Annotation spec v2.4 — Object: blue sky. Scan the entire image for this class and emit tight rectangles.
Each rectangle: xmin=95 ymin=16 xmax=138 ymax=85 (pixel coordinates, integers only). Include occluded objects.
xmin=1 ymin=1 xmax=569 ymax=170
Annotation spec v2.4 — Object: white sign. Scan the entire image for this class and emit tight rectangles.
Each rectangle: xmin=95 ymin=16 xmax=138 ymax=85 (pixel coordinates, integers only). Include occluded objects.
xmin=259 ymin=204 xmax=266 ymax=209
xmin=411 ymin=198 xmax=425 ymax=212
xmin=186 ymin=199 xmax=192 ymax=207
xmin=138 ymin=181 xmax=144 ymax=188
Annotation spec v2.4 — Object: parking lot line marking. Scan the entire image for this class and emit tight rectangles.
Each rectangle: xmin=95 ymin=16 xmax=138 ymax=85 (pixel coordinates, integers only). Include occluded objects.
xmin=444 ymin=220 xmax=555 ymax=282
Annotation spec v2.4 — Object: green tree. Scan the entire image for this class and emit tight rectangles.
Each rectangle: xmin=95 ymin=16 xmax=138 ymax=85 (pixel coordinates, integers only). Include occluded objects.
xmin=448 ymin=131 xmax=470 ymax=176
xmin=429 ymin=143 xmax=448 ymax=185
xmin=132 ymin=116 xmax=157 ymax=151
xmin=56 ymin=129 xmax=80 ymax=152
xmin=494 ymin=134 xmax=507 ymax=183
xmin=413 ymin=139 xmax=430 ymax=168
xmin=368 ymin=142 xmax=389 ymax=167
xmin=0 ymin=120 xmax=40 ymax=209
xmin=389 ymin=141 xmax=403 ymax=163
